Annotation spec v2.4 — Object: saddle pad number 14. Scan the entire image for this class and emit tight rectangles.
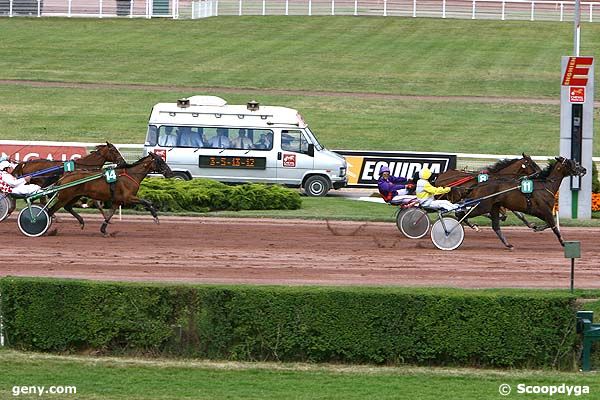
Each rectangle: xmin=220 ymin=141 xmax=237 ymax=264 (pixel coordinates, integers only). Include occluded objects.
xmin=104 ymin=169 xmax=118 ymax=183
xmin=520 ymin=179 xmax=534 ymax=194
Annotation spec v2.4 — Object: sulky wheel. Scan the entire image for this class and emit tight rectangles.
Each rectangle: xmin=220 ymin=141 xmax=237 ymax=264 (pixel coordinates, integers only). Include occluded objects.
xmin=0 ymin=195 xmax=11 ymax=222
xmin=430 ymin=217 xmax=465 ymax=251
xmin=18 ymin=205 xmax=51 ymax=237
xmin=397 ymin=207 xmax=430 ymax=239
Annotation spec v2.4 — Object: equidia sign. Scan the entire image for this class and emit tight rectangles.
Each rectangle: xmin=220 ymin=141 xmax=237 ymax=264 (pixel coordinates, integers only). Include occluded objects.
xmin=335 ymin=150 xmax=457 ymax=188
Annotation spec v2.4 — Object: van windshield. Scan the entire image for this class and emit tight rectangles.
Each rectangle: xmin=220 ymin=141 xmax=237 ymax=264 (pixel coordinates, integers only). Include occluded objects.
xmin=145 ymin=125 xmax=158 ymax=146
xmin=304 ymin=127 xmax=324 ymax=151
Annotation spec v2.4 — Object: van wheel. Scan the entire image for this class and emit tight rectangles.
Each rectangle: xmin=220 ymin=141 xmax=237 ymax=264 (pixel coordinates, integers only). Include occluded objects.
xmin=173 ymin=172 xmax=191 ymax=181
xmin=304 ymin=176 xmax=329 ymax=197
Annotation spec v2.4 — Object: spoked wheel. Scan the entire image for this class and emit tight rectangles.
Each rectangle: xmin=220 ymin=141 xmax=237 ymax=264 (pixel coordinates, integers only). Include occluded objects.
xmin=397 ymin=207 xmax=430 ymax=239
xmin=18 ymin=205 xmax=52 ymax=237
xmin=0 ymin=195 xmax=11 ymax=222
xmin=430 ymin=217 xmax=465 ymax=251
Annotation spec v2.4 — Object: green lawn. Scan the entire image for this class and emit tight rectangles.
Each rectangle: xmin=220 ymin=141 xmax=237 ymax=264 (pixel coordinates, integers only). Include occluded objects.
xmin=0 ymin=84 xmax=578 ymax=155
xmin=0 ymin=17 xmax=599 ymax=154
xmin=1 ymin=17 xmax=598 ymax=98
xmin=1 ymin=349 xmax=599 ymax=400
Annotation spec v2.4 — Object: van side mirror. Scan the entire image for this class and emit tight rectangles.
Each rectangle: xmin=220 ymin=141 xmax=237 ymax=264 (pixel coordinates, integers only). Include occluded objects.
xmin=307 ymin=143 xmax=315 ymax=157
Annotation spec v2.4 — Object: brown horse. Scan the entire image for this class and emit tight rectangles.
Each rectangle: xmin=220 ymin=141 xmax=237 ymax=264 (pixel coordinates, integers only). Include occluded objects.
xmin=12 ymin=142 xmax=126 ymax=187
xmin=435 ymin=153 xmax=541 ymax=188
xmin=435 ymin=154 xmax=542 ymax=229
xmin=47 ymin=153 xmax=174 ymax=236
xmin=454 ymin=157 xmax=586 ymax=248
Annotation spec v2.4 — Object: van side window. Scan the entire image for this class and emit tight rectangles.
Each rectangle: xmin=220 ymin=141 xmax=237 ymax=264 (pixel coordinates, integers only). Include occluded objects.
xmin=251 ymin=129 xmax=274 ymax=151
xmin=281 ymin=130 xmax=309 ymax=154
xmin=145 ymin=125 xmax=158 ymax=146
xmin=178 ymin=127 xmax=204 ymax=148
xmin=158 ymin=126 xmax=179 ymax=147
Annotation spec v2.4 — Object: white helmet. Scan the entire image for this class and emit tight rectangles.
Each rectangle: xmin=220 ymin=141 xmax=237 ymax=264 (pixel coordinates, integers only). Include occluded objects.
xmin=0 ymin=160 xmax=16 ymax=171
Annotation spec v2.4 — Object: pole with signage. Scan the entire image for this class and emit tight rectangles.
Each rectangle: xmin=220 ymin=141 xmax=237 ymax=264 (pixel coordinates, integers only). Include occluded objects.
xmin=559 ymin=56 xmax=594 ymax=219
xmin=559 ymin=0 xmax=594 ymax=219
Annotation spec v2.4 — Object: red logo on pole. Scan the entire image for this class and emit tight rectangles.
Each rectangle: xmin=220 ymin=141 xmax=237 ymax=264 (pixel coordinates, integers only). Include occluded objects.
xmin=562 ymin=57 xmax=593 ymax=86
xmin=569 ymin=87 xmax=585 ymax=103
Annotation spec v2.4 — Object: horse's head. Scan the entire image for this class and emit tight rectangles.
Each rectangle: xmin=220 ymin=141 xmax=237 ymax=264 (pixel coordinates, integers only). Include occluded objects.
xmin=520 ymin=153 xmax=542 ymax=176
xmin=150 ymin=152 xmax=175 ymax=178
xmin=555 ymin=157 xmax=587 ymax=178
xmin=94 ymin=142 xmax=126 ymax=166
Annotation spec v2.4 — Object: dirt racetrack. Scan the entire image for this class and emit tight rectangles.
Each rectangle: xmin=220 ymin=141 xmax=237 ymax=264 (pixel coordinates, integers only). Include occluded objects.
xmin=1 ymin=213 xmax=599 ymax=289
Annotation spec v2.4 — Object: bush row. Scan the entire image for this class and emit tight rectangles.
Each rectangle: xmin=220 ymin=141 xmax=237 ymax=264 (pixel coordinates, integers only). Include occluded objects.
xmin=134 ymin=179 xmax=301 ymax=212
xmin=0 ymin=278 xmax=579 ymax=369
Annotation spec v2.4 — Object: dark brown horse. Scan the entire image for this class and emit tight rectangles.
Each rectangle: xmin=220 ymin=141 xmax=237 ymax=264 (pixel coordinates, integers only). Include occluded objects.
xmin=454 ymin=157 xmax=586 ymax=248
xmin=47 ymin=153 xmax=174 ymax=236
xmin=12 ymin=142 xmax=126 ymax=187
xmin=435 ymin=154 xmax=542 ymax=229
xmin=435 ymin=153 xmax=541 ymax=188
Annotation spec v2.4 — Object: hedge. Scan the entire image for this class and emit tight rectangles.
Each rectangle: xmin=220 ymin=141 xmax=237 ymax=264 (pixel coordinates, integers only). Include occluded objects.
xmin=134 ymin=179 xmax=302 ymax=212
xmin=0 ymin=278 xmax=580 ymax=369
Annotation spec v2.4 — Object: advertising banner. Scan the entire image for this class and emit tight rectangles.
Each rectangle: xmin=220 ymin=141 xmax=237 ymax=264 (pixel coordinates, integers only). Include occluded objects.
xmin=0 ymin=144 xmax=87 ymax=162
xmin=336 ymin=150 xmax=457 ymax=188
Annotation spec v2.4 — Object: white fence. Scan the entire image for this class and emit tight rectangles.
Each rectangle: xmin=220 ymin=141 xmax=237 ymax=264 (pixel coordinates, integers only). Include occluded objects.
xmin=1 ymin=0 xmax=600 ymax=21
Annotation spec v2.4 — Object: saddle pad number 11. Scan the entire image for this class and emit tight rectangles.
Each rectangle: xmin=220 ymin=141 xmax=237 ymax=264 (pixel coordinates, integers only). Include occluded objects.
xmin=104 ymin=169 xmax=118 ymax=183
xmin=520 ymin=179 xmax=534 ymax=194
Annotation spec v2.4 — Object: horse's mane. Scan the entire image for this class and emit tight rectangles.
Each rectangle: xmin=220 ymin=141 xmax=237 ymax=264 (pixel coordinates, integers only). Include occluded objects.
xmin=118 ymin=154 xmax=152 ymax=169
xmin=486 ymin=158 xmax=518 ymax=173
xmin=537 ymin=162 xmax=555 ymax=179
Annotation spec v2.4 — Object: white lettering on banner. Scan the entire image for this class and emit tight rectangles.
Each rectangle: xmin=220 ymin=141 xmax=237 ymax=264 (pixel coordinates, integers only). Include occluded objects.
xmin=0 ymin=145 xmax=87 ymax=162
xmin=361 ymin=161 xmax=443 ymax=181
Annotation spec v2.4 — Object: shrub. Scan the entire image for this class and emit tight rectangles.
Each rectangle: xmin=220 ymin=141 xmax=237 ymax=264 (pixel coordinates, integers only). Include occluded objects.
xmin=0 ymin=278 xmax=581 ymax=369
xmin=136 ymin=179 xmax=301 ymax=212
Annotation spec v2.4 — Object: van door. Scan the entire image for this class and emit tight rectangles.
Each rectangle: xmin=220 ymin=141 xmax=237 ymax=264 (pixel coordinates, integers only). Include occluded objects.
xmin=275 ymin=129 xmax=314 ymax=185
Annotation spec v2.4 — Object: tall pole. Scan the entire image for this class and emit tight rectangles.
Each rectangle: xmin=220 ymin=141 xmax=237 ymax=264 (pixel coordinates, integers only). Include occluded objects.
xmin=574 ymin=0 xmax=580 ymax=56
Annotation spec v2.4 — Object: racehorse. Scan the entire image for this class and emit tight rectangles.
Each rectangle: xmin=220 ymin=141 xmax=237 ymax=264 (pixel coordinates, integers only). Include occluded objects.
xmin=435 ymin=153 xmax=542 ymax=229
xmin=435 ymin=153 xmax=541 ymax=188
xmin=12 ymin=142 xmax=126 ymax=187
xmin=454 ymin=157 xmax=586 ymax=249
xmin=47 ymin=152 xmax=174 ymax=236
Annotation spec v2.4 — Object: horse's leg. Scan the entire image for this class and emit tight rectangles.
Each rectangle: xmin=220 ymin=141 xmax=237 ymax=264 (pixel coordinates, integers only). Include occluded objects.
xmin=140 ymin=199 xmax=159 ymax=224
xmin=491 ymin=204 xmax=513 ymax=249
xmin=94 ymin=200 xmax=108 ymax=220
xmin=512 ymin=210 xmax=538 ymax=230
xmin=130 ymin=197 xmax=159 ymax=224
xmin=100 ymin=207 xmax=117 ymax=237
xmin=63 ymin=196 xmax=86 ymax=229
xmin=455 ymin=210 xmax=480 ymax=232
xmin=539 ymin=209 xmax=564 ymax=246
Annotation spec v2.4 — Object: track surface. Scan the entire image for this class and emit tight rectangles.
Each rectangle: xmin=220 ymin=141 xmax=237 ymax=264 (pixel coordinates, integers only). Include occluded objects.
xmin=1 ymin=213 xmax=599 ymax=289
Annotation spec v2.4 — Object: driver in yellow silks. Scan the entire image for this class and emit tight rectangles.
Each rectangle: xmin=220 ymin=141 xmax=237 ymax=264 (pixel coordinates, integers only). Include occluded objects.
xmin=415 ymin=167 xmax=457 ymax=212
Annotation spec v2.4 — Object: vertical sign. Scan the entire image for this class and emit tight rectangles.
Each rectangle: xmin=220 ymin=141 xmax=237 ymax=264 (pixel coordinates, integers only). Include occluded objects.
xmin=559 ymin=56 xmax=594 ymax=219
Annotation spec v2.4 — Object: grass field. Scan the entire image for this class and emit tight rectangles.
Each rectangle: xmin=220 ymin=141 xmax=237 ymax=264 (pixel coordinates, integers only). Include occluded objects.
xmin=1 ymin=349 xmax=599 ymax=400
xmin=0 ymin=17 xmax=599 ymax=154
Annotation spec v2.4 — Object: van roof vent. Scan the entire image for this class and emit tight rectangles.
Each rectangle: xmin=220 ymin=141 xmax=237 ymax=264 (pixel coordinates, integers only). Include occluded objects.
xmin=184 ymin=96 xmax=227 ymax=107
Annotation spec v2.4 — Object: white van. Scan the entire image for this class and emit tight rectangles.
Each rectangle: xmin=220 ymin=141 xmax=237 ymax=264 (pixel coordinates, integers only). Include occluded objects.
xmin=143 ymin=95 xmax=347 ymax=196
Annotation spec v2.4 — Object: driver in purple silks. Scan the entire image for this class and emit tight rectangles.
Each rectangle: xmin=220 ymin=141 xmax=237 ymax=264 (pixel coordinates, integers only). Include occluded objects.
xmin=377 ymin=165 xmax=415 ymax=203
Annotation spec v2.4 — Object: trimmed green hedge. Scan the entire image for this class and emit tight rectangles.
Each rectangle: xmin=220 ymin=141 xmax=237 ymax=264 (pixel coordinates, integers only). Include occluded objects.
xmin=135 ymin=179 xmax=302 ymax=212
xmin=0 ymin=278 xmax=579 ymax=369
